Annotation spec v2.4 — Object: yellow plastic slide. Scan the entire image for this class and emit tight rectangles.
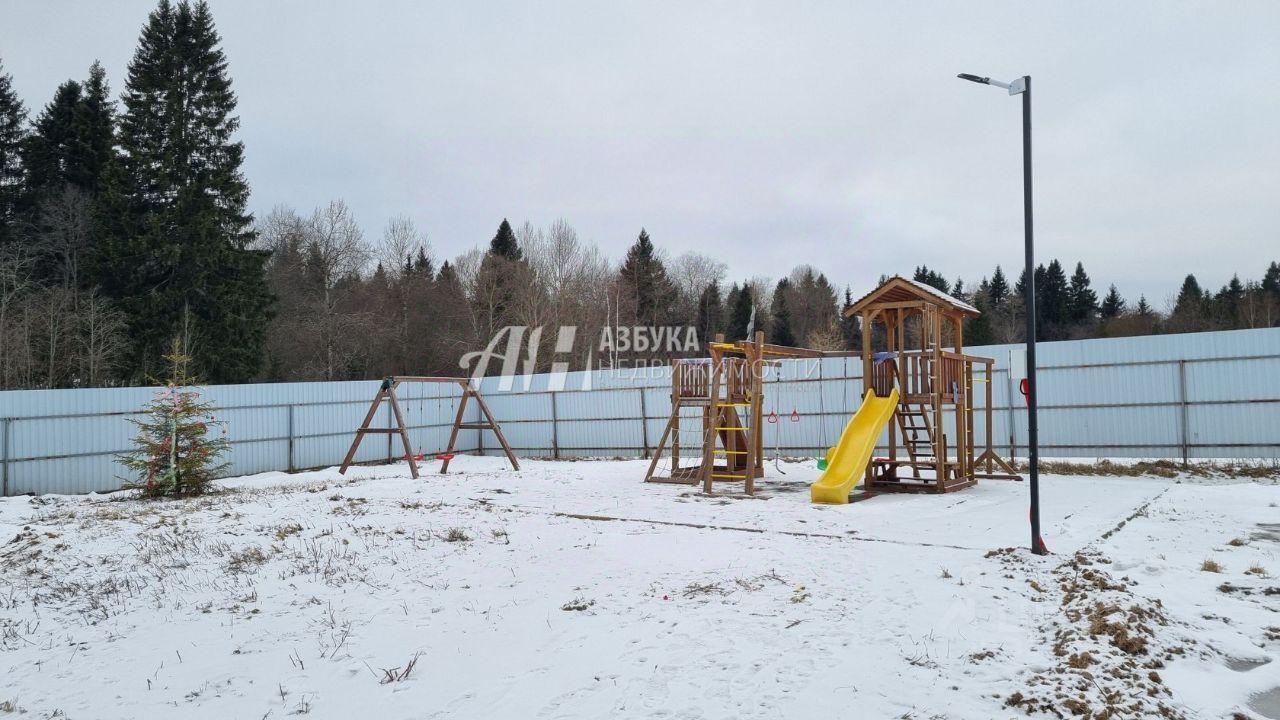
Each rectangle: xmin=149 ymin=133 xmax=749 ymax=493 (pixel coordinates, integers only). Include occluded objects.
xmin=810 ymin=387 xmax=900 ymax=504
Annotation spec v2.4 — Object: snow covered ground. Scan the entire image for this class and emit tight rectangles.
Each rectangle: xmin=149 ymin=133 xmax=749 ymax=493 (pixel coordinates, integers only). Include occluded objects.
xmin=1 ymin=457 xmax=1277 ymax=719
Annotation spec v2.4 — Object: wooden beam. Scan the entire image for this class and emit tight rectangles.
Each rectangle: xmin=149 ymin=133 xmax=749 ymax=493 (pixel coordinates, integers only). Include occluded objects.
xmin=439 ymin=390 xmax=470 ymax=474
xmin=386 ymin=376 xmax=470 ymax=385
xmin=643 ymin=415 xmax=677 ymax=482
xmin=469 ymin=386 xmax=521 ymax=471
xmin=339 ymin=387 xmax=390 ymax=475
xmin=932 ymin=308 xmax=945 ymax=492
xmin=385 ymin=384 xmax=419 ymax=479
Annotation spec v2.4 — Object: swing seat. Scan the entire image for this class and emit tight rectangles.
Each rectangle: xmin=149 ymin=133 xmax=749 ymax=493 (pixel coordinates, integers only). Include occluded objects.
xmin=435 ymin=453 xmax=456 ymax=461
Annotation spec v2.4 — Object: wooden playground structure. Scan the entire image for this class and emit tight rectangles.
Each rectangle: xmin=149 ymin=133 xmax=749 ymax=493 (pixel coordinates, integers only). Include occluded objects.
xmin=643 ymin=331 xmax=828 ymax=495
xmin=645 ymin=276 xmax=1018 ymax=499
xmin=339 ymin=376 xmax=519 ymax=478
xmin=850 ymin=276 xmax=1018 ymax=493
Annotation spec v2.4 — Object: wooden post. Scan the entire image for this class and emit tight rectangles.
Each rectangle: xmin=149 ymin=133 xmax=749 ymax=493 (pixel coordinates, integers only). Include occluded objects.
xmin=702 ymin=356 xmax=724 ymax=494
xmin=747 ymin=331 xmax=765 ymax=493
xmin=985 ymin=361 xmax=995 ymax=474
xmin=440 ymin=387 xmax=470 ymax=474
xmin=341 ymin=377 xmax=518 ymax=479
xmin=339 ymin=384 xmax=392 ymax=476
xmin=670 ymin=366 xmax=681 ymax=474
xmin=861 ymin=310 xmax=874 ymax=489
xmin=932 ymin=309 xmax=945 ymax=491
xmin=643 ymin=415 xmax=677 ymax=482
xmin=468 ymin=385 xmax=520 ymax=471
xmin=385 ymin=383 xmax=419 ymax=478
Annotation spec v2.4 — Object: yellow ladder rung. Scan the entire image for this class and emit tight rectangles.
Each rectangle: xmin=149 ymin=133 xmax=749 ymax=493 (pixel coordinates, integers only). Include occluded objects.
xmin=715 ymin=427 xmax=747 ymax=430
xmin=719 ymin=402 xmax=752 ymax=407
xmin=714 ymin=450 xmax=747 ymax=455
xmin=711 ymin=473 xmax=747 ymax=479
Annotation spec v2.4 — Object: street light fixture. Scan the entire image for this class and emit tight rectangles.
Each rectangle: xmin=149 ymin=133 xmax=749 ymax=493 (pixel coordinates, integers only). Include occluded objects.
xmin=958 ymin=72 xmax=1046 ymax=556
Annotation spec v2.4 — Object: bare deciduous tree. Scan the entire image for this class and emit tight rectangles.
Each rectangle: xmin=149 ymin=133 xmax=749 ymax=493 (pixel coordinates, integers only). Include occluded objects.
xmin=33 ymin=186 xmax=92 ymax=289
xmin=669 ymin=251 xmax=726 ymax=324
xmin=76 ymin=290 xmax=128 ymax=386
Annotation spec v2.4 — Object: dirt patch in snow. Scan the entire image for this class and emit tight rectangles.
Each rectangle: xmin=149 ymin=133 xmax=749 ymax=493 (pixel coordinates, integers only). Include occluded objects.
xmin=1006 ymin=550 xmax=1193 ymax=719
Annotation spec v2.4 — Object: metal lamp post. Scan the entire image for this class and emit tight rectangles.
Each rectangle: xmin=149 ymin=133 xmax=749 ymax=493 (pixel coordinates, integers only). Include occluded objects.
xmin=958 ymin=72 xmax=1045 ymax=555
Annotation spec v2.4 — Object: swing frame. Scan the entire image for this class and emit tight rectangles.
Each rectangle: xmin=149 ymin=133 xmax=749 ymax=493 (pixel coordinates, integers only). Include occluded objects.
xmin=338 ymin=376 xmax=519 ymax=478
xmin=644 ymin=331 xmax=833 ymax=495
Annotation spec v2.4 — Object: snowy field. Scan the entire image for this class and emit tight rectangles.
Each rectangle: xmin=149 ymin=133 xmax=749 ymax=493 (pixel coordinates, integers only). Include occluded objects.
xmin=1 ymin=457 xmax=1278 ymax=719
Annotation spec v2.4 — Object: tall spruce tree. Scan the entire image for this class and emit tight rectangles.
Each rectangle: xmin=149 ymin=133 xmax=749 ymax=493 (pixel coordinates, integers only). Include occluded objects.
xmin=695 ymin=281 xmax=722 ymax=346
xmin=22 ymin=80 xmax=83 ymax=202
xmin=617 ymin=228 xmax=676 ymax=327
xmin=988 ymin=265 xmax=1010 ymax=307
xmin=768 ymin=278 xmax=796 ymax=346
xmin=22 ymin=64 xmax=116 ymax=287
xmin=723 ymin=283 xmax=741 ymax=339
xmin=727 ymin=283 xmax=754 ymax=340
xmin=100 ymin=0 xmax=272 ymax=382
xmin=73 ymin=62 xmax=115 ymax=197
xmin=1263 ymin=262 xmax=1280 ymax=297
xmin=965 ymin=291 xmax=995 ymax=346
xmin=473 ymin=218 xmax=528 ymax=338
xmin=1170 ymin=274 xmax=1206 ymax=331
xmin=1215 ymin=274 xmax=1245 ymax=327
xmin=489 ymin=218 xmax=522 ymax=260
xmin=839 ymin=286 xmax=859 ymax=349
xmin=1066 ymin=261 xmax=1098 ymax=325
xmin=1039 ymin=260 xmax=1069 ymax=331
xmin=0 ymin=57 xmax=26 ymax=246
xmin=1099 ymin=284 xmax=1125 ymax=319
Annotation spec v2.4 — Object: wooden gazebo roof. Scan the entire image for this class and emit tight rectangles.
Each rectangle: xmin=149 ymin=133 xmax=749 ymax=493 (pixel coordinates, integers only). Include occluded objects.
xmin=845 ymin=276 xmax=980 ymax=318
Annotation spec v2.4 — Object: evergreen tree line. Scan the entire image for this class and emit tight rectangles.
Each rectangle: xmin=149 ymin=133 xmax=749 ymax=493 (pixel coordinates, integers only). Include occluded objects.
xmin=911 ymin=259 xmax=1280 ymax=347
xmin=0 ymin=0 xmax=269 ymax=389
xmin=1 ymin=1 xmax=1277 ymax=388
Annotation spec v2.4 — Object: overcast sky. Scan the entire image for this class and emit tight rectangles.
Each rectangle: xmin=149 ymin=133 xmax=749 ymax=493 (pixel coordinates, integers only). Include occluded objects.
xmin=3 ymin=1 xmax=1278 ymax=307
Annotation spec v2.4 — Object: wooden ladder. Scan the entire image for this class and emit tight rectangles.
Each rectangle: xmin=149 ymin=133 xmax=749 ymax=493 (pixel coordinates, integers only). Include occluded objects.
xmin=895 ymin=402 xmax=935 ymax=479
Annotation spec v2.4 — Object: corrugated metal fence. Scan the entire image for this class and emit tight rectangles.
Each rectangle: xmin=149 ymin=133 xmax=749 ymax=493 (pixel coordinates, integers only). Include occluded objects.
xmin=2 ymin=327 xmax=1278 ymax=495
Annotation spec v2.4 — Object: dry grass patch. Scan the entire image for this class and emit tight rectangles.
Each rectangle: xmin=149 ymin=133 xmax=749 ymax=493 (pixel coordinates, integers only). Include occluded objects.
xmin=441 ymin=528 xmax=471 ymax=543
xmin=560 ymin=597 xmax=595 ymax=612
xmin=226 ymin=546 xmax=268 ymax=573
xmin=1245 ymin=563 xmax=1269 ymax=577
xmin=1200 ymin=558 xmax=1224 ymax=573
xmin=275 ymin=522 xmax=303 ymax=540
xmin=1011 ymin=458 xmax=1280 ymax=480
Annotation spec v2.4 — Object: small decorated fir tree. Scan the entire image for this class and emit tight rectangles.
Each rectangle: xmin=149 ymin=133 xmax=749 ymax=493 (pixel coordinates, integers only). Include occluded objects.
xmin=118 ymin=340 xmax=229 ymax=497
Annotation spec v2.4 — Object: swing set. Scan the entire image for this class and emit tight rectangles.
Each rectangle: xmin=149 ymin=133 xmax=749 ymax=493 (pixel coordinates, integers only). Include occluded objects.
xmin=338 ymin=376 xmax=519 ymax=478
xmin=643 ymin=331 xmax=834 ymax=495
